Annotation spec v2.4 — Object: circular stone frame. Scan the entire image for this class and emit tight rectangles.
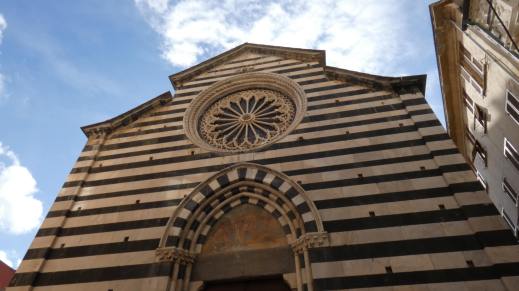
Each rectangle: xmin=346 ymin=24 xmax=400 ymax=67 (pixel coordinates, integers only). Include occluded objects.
xmin=183 ymin=72 xmax=307 ymax=153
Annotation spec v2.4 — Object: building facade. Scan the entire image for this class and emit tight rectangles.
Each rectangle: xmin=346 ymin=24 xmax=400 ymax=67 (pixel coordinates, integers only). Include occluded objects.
xmin=430 ymin=0 xmax=519 ymax=235
xmin=0 ymin=260 xmax=14 ymax=291
xmin=8 ymin=43 xmax=519 ymax=290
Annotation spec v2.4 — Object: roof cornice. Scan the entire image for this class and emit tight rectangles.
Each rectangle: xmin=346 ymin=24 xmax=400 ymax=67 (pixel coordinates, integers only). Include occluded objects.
xmin=168 ymin=43 xmax=326 ymax=90
xmin=80 ymin=44 xmax=429 ymax=138
xmin=324 ymin=66 xmax=427 ymax=94
xmin=80 ymin=91 xmax=172 ymax=137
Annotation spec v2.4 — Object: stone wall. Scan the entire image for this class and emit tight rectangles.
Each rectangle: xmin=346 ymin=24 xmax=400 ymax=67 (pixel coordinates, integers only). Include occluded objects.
xmin=8 ymin=46 xmax=519 ymax=290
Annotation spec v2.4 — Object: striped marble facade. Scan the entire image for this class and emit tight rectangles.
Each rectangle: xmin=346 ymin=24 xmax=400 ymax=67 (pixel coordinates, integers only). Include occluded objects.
xmin=8 ymin=44 xmax=519 ymax=290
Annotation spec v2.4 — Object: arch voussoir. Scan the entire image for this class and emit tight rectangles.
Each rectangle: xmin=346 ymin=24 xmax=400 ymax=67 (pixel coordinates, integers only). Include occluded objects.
xmin=176 ymin=181 xmax=302 ymax=251
xmin=157 ymin=162 xmax=328 ymax=291
xmin=189 ymin=192 xmax=296 ymax=254
xmin=160 ymin=163 xmax=324 ymax=248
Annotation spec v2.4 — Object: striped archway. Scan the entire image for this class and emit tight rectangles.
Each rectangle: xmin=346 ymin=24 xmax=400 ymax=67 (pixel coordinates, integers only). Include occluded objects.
xmin=156 ymin=162 xmax=328 ymax=291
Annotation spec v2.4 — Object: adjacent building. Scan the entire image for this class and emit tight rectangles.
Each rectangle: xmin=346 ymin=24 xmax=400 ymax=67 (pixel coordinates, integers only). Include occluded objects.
xmin=430 ymin=0 xmax=519 ymax=236
xmin=0 ymin=260 xmax=14 ymax=291
xmin=7 ymin=43 xmax=519 ymax=290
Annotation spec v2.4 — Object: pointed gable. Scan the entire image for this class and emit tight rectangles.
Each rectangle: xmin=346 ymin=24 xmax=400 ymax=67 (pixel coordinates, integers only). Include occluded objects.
xmin=80 ymin=91 xmax=172 ymax=137
xmin=80 ymin=43 xmax=426 ymax=138
xmin=169 ymin=42 xmax=425 ymax=95
xmin=169 ymin=43 xmax=326 ymax=90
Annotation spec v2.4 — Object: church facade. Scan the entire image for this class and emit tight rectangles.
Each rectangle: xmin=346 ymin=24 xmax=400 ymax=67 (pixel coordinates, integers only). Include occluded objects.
xmin=8 ymin=43 xmax=519 ymax=290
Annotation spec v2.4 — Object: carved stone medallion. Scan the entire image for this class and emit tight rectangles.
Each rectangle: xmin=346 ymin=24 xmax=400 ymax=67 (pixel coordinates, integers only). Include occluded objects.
xmin=183 ymin=72 xmax=307 ymax=153
xmin=199 ymin=89 xmax=295 ymax=151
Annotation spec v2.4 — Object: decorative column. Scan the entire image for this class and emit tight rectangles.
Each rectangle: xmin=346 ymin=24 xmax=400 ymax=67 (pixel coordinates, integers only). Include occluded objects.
xmin=293 ymin=254 xmax=303 ymax=291
xmin=290 ymin=232 xmax=329 ymax=291
xmin=156 ymin=247 xmax=196 ymax=291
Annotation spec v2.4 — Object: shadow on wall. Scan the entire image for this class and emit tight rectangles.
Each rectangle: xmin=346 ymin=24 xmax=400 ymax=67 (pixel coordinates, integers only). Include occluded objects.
xmin=471 ymin=74 xmax=519 ymax=228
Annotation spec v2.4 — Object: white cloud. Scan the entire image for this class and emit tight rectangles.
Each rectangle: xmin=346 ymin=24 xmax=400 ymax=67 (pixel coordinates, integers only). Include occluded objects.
xmin=0 ymin=142 xmax=43 ymax=235
xmin=140 ymin=0 xmax=169 ymax=14
xmin=425 ymin=67 xmax=446 ymax=126
xmin=0 ymin=14 xmax=6 ymax=44
xmin=0 ymin=249 xmax=20 ymax=269
xmin=0 ymin=250 xmax=14 ymax=268
xmin=0 ymin=14 xmax=7 ymax=101
xmin=135 ymin=0 xmax=416 ymax=75
xmin=11 ymin=17 xmax=122 ymax=99
xmin=0 ymin=73 xmax=5 ymax=101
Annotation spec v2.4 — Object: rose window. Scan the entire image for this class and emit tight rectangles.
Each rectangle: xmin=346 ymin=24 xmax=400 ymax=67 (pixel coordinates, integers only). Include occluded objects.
xmin=198 ymin=89 xmax=295 ymax=151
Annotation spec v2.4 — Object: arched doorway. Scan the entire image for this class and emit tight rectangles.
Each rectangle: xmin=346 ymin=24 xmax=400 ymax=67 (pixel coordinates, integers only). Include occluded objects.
xmin=156 ymin=163 xmax=329 ymax=291
xmin=203 ymin=276 xmax=291 ymax=291
xmin=192 ymin=204 xmax=294 ymax=281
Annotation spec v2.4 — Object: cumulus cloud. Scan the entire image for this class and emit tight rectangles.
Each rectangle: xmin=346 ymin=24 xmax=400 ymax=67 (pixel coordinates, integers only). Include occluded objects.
xmin=0 ymin=14 xmax=7 ymax=101
xmin=135 ymin=0 xmax=416 ymax=75
xmin=0 ymin=250 xmax=13 ymax=267
xmin=0 ymin=14 xmax=6 ymax=43
xmin=0 ymin=73 xmax=5 ymax=101
xmin=0 ymin=250 xmax=20 ymax=269
xmin=0 ymin=143 xmax=43 ymax=235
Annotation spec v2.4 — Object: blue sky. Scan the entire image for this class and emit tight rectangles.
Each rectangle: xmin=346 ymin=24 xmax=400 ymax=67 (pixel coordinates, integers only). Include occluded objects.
xmin=0 ymin=0 xmax=441 ymax=268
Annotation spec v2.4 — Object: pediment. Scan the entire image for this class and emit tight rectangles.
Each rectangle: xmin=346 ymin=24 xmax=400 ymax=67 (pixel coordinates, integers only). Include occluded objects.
xmin=80 ymin=44 xmax=426 ymax=137
xmin=169 ymin=43 xmax=326 ymax=89
xmin=80 ymin=91 xmax=172 ymax=137
xmin=324 ymin=66 xmax=426 ymax=95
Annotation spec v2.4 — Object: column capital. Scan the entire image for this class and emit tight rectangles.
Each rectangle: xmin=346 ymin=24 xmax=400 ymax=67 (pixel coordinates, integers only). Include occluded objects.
xmin=156 ymin=247 xmax=196 ymax=264
xmin=290 ymin=232 xmax=329 ymax=254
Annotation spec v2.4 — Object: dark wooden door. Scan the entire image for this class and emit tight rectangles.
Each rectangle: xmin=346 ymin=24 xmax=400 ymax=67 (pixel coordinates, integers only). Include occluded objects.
xmin=204 ymin=277 xmax=291 ymax=291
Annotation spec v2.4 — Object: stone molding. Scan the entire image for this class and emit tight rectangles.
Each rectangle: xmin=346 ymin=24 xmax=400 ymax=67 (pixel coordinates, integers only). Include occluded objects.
xmin=290 ymin=232 xmax=329 ymax=254
xmin=156 ymin=247 xmax=196 ymax=264
xmin=158 ymin=162 xmax=325 ymax=291
xmin=159 ymin=162 xmax=325 ymax=250
xmin=169 ymin=43 xmax=325 ymax=89
xmin=199 ymin=88 xmax=295 ymax=151
xmin=81 ymin=91 xmax=172 ymax=137
xmin=183 ymin=72 xmax=307 ymax=153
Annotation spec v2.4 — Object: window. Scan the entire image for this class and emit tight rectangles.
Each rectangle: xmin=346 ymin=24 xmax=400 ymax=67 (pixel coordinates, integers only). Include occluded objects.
xmin=472 ymin=61 xmax=484 ymax=75
xmin=461 ymin=43 xmax=472 ymax=60
xmin=184 ymin=73 xmax=307 ymax=154
xmin=503 ymin=178 xmax=518 ymax=205
xmin=474 ymin=103 xmax=488 ymax=133
xmin=461 ymin=67 xmax=483 ymax=94
xmin=466 ymin=128 xmax=476 ymax=145
xmin=459 ymin=44 xmax=485 ymax=94
xmin=476 ymin=169 xmax=488 ymax=191
xmin=504 ymin=138 xmax=519 ymax=172
xmin=463 ymin=90 xmax=474 ymax=113
xmin=467 ymin=130 xmax=488 ymax=167
xmin=473 ymin=140 xmax=488 ymax=167
xmin=466 ymin=129 xmax=478 ymax=169
xmin=471 ymin=79 xmax=484 ymax=94
xmin=506 ymin=90 xmax=519 ymax=125
xmin=461 ymin=66 xmax=472 ymax=82
xmin=460 ymin=45 xmax=485 ymax=75
xmin=501 ymin=208 xmax=517 ymax=236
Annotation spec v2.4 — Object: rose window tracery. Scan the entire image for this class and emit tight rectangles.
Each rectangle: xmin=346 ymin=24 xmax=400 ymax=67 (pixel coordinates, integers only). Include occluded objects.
xmin=199 ymin=89 xmax=295 ymax=151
